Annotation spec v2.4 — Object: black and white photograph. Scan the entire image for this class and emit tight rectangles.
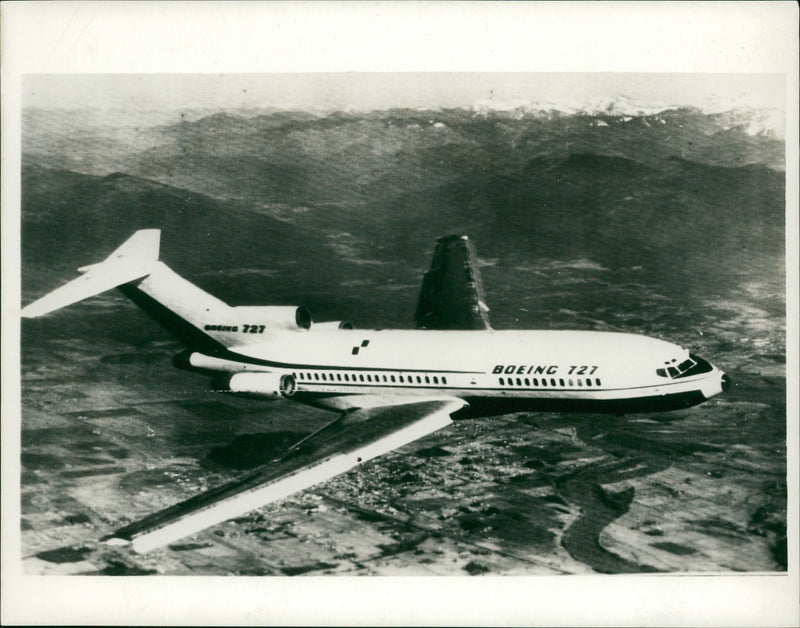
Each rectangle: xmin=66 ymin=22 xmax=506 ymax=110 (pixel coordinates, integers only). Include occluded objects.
xmin=2 ymin=2 xmax=798 ymax=626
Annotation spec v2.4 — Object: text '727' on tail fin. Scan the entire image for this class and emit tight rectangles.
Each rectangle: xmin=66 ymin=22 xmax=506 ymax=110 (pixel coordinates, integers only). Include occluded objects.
xmin=21 ymin=229 xmax=161 ymax=318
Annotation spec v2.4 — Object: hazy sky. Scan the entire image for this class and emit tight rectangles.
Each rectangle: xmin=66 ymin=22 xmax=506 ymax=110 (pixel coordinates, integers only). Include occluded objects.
xmin=24 ymin=73 xmax=786 ymax=113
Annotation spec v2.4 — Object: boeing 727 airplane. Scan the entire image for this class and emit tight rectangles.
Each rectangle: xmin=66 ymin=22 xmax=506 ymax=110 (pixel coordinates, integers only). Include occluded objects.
xmin=21 ymin=230 xmax=730 ymax=552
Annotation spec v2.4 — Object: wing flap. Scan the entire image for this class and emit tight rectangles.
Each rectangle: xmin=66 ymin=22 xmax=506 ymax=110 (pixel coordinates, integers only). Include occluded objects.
xmin=105 ymin=397 xmax=466 ymax=553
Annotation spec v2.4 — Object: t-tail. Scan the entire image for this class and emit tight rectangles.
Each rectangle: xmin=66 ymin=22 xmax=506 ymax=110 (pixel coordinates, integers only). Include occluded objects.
xmin=21 ymin=229 xmax=312 ymax=354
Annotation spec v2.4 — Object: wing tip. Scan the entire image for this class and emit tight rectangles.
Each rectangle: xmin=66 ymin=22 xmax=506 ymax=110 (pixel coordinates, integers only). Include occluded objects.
xmin=21 ymin=301 xmax=53 ymax=318
xmin=101 ymin=536 xmax=131 ymax=547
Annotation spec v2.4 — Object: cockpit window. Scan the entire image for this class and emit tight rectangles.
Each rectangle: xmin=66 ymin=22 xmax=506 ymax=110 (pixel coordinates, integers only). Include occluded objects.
xmin=683 ymin=353 xmax=714 ymax=376
xmin=656 ymin=354 xmax=713 ymax=379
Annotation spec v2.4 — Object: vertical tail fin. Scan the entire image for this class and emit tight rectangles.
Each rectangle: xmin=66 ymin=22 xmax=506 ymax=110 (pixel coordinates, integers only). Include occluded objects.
xmin=77 ymin=229 xmax=161 ymax=272
xmin=21 ymin=229 xmax=160 ymax=318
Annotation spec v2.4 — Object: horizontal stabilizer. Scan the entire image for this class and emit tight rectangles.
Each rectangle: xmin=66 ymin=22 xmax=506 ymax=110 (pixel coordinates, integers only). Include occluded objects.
xmin=22 ymin=230 xmax=160 ymax=318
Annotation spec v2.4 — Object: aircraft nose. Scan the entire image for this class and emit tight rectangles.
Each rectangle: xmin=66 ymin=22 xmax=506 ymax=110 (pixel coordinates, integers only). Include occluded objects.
xmin=721 ymin=373 xmax=732 ymax=392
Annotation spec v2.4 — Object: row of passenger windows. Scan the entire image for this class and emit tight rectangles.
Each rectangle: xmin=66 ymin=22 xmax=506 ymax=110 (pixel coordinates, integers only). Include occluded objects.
xmin=499 ymin=376 xmax=602 ymax=388
xmin=294 ymin=371 xmax=448 ymax=386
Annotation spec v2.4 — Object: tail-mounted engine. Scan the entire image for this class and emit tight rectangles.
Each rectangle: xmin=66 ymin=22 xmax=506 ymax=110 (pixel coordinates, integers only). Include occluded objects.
xmin=218 ymin=372 xmax=297 ymax=398
xmin=230 ymin=306 xmax=312 ymax=332
xmin=313 ymin=320 xmax=354 ymax=330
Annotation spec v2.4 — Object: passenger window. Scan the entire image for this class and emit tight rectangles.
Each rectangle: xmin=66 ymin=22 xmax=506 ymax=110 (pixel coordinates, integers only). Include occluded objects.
xmin=515 ymin=378 xmax=521 ymax=386
xmin=359 ymin=374 xmax=364 ymax=382
xmin=550 ymin=378 xmax=556 ymax=386
xmin=433 ymin=376 xmax=439 ymax=384
xmin=390 ymin=375 xmax=396 ymax=382
xmin=524 ymin=378 xmax=530 ymax=386
xmin=425 ymin=376 xmax=430 ymax=384
xmin=559 ymin=378 xmax=565 ymax=387
xmin=541 ymin=379 xmax=547 ymax=386
xmin=399 ymin=375 xmax=404 ymax=383
xmin=314 ymin=373 xmax=320 ymax=380
xmin=499 ymin=377 xmax=505 ymax=385
xmin=416 ymin=376 xmax=422 ymax=383
xmin=595 ymin=378 xmax=601 ymax=386
xmin=442 ymin=376 xmax=447 ymax=385
xmin=533 ymin=378 xmax=538 ymax=386
xmin=568 ymin=379 xmax=573 ymax=386
xmin=577 ymin=379 xmax=582 ymax=386
xmin=337 ymin=373 xmax=342 ymax=381
xmin=344 ymin=373 xmax=349 ymax=381
xmin=586 ymin=379 xmax=592 ymax=386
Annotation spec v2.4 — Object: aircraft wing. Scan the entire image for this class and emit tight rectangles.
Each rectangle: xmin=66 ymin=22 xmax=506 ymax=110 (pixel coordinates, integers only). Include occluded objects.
xmin=105 ymin=396 xmax=467 ymax=553
xmin=415 ymin=235 xmax=492 ymax=330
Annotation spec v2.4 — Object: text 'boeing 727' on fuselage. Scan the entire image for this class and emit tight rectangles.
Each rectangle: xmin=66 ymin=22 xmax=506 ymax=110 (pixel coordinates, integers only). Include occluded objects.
xmin=21 ymin=230 xmax=729 ymax=552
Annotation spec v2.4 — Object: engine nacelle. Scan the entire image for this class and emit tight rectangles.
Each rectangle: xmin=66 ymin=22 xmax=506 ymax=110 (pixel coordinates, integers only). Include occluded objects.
xmin=313 ymin=320 xmax=354 ymax=330
xmin=222 ymin=372 xmax=297 ymax=398
xmin=173 ymin=350 xmax=250 ymax=373
xmin=230 ymin=305 xmax=312 ymax=331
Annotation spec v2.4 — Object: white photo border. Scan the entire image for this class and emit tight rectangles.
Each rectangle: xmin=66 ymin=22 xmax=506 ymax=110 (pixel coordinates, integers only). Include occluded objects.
xmin=2 ymin=2 xmax=798 ymax=626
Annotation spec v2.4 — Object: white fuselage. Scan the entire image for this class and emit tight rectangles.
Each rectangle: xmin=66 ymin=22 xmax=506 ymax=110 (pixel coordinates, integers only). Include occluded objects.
xmin=21 ymin=228 xmax=727 ymax=418
xmin=183 ymin=328 xmax=728 ymax=415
